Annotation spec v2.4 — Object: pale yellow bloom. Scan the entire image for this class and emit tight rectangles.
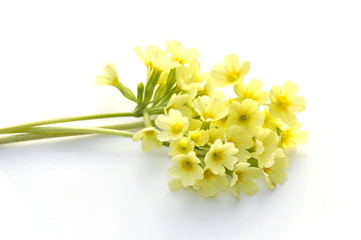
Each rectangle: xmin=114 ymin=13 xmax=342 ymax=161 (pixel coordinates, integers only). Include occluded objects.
xmin=194 ymin=96 xmax=229 ymax=122
xmin=262 ymin=148 xmax=289 ymax=189
xmin=188 ymin=130 xmax=209 ymax=147
xmin=225 ymin=125 xmax=253 ymax=162
xmin=165 ymin=40 xmax=200 ymax=65
xmin=193 ymin=168 xmax=228 ymax=198
xmin=263 ymin=107 xmax=283 ymax=132
xmin=134 ymin=45 xmax=180 ymax=73
xmin=230 ymin=162 xmax=260 ymax=199
xmin=155 ymin=109 xmax=189 ymax=141
xmin=133 ymin=127 xmax=162 ymax=152
xmin=269 ymin=81 xmax=306 ymax=124
xmin=207 ymin=127 xmax=226 ymax=144
xmin=211 ymin=54 xmax=250 ymax=87
xmin=227 ymin=99 xmax=264 ymax=136
xmin=234 ymin=79 xmax=269 ymax=105
xmin=280 ymin=122 xmax=307 ymax=148
xmin=205 ymin=139 xmax=238 ymax=174
xmin=252 ymin=128 xmax=278 ymax=167
xmin=168 ymin=137 xmax=195 ymax=156
xmin=188 ymin=119 xmax=203 ymax=131
xmin=165 ymin=93 xmax=194 ymax=118
xmin=95 ymin=63 xmax=119 ymax=86
xmin=134 ymin=45 xmax=164 ymax=68
xmin=167 ymin=151 xmax=203 ymax=186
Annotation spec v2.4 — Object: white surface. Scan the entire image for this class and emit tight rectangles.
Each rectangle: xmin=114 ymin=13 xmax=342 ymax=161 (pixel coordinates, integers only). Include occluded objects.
xmin=0 ymin=0 xmax=360 ymax=239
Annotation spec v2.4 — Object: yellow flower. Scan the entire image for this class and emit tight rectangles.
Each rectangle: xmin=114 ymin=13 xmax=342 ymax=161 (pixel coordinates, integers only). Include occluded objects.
xmin=188 ymin=129 xmax=209 ymax=147
xmin=134 ymin=45 xmax=180 ymax=73
xmin=194 ymin=96 xmax=229 ymax=122
xmin=207 ymin=127 xmax=226 ymax=144
xmin=133 ymin=127 xmax=162 ymax=152
xmin=165 ymin=40 xmax=200 ymax=65
xmin=95 ymin=63 xmax=119 ymax=86
xmin=155 ymin=109 xmax=189 ymax=141
xmin=205 ymin=139 xmax=238 ymax=174
xmin=262 ymin=148 xmax=289 ymax=189
xmin=230 ymin=162 xmax=260 ymax=199
xmin=227 ymin=99 xmax=264 ymax=136
xmin=168 ymin=137 xmax=195 ymax=156
xmin=165 ymin=93 xmax=194 ymax=118
xmin=263 ymin=107 xmax=283 ymax=132
xmin=134 ymin=45 xmax=164 ymax=68
xmin=167 ymin=151 xmax=203 ymax=186
xmin=234 ymin=79 xmax=269 ymax=105
xmin=225 ymin=125 xmax=253 ymax=162
xmin=252 ymin=128 xmax=278 ymax=167
xmin=269 ymin=81 xmax=306 ymax=124
xmin=280 ymin=122 xmax=307 ymax=148
xmin=193 ymin=168 xmax=228 ymax=198
xmin=211 ymin=54 xmax=250 ymax=87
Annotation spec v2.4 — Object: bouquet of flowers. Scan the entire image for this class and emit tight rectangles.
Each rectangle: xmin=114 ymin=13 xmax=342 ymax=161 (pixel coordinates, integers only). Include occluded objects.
xmin=0 ymin=40 xmax=307 ymax=199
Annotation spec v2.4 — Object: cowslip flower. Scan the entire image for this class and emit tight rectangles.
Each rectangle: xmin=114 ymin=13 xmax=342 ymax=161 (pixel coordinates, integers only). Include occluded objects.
xmin=211 ymin=54 xmax=250 ymax=87
xmin=227 ymin=99 xmax=264 ymax=136
xmin=252 ymin=128 xmax=278 ymax=167
xmin=205 ymin=139 xmax=238 ymax=174
xmin=165 ymin=40 xmax=200 ymax=65
xmin=280 ymin=122 xmax=308 ymax=148
xmin=168 ymin=137 xmax=195 ymax=156
xmin=225 ymin=125 xmax=253 ymax=162
xmin=188 ymin=130 xmax=209 ymax=147
xmin=263 ymin=107 xmax=283 ymax=132
xmin=234 ymin=79 xmax=269 ymax=105
xmin=262 ymin=148 xmax=289 ymax=189
xmin=230 ymin=162 xmax=260 ymax=199
xmin=193 ymin=168 xmax=228 ymax=198
xmin=194 ymin=95 xmax=229 ymax=122
xmin=133 ymin=127 xmax=162 ymax=152
xmin=165 ymin=93 xmax=194 ymax=118
xmin=269 ymin=81 xmax=306 ymax=124
xmin=155 ymin=109 xmax=189 ymax=141
xmin=167 ymin=151 xmax=203 ymax=187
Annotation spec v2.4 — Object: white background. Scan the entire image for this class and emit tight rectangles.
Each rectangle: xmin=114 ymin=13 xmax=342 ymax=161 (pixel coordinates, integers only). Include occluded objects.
xmin=0 ymin=0 xmax=360 ymax=239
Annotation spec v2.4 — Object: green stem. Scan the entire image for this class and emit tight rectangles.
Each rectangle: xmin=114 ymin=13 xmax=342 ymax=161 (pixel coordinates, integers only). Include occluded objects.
xmin=22 ymin=126 xmax=135 ymax=138
xmin=0 ymin=121 xmax=144 ymax=145
xmin=0 ymin=112 xmax=136 ymax=134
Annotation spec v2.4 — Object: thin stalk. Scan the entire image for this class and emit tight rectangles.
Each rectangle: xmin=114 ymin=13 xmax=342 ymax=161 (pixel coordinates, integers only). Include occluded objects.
xmin=22 ymin=127 xmax=134 ymax=138
xmin=0 ymin=121 xmax=144 ymax=145
xmin=0 ymin=112 xmax=136 ymax=134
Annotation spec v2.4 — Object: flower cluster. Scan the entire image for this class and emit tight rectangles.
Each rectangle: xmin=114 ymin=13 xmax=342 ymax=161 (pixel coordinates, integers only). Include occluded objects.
xmin=98 ymin=40 xmax=307 ymax=199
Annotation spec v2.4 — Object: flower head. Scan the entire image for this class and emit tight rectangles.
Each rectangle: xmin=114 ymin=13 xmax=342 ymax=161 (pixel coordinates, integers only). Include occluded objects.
xmin=211 ymin=54 xmax=250 ymax=87
xmin=280 ymin=122 xmax=308 ymax=148
xmin=262 ymin=148 xmax=289 ymax=189
xmin=230 ymin=162 xmax=260 ymax=199
xmin=168 ymin=137 xmax=195 ymax=156
xmin=167 ymin=151 xmax=203 ymax=187
xmin=194 ymin=95 xmax=229 ymax=122
xmin=95 ymin=63 xmax=119 ymax=86
xmin=133 ymin=127 xmax=162 ymax=152
xmin=155 ymin=109 xmax=189 ymax=141
xmin=234 ymin=79 xmax=269 ymax=105
xmin=205 ymin=139 xmax=238 ymax=174
xmin=193 ymin=168 xmax=228 ymax=198
xmin=269 ymin=81 xmax=306 ymax=124
xmin=227 ymin=99 xmax=264 ymax=136
xmin=165 ymin=40 xmax=200 ymax=65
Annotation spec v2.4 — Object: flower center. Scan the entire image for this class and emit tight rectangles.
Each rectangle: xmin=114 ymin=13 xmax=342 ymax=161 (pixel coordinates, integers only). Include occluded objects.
xmin=204 ymin=169 xmax=215 ymax=180
xmin=171 ymin=123 xmax=183 ymax=134
xmin=182 ymin=160 xmax=193 ymax=171
xmin=212 ymin=150 xmax=223 ymax=162
xmin=240 ymin=115 xmax=247 ymax=120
